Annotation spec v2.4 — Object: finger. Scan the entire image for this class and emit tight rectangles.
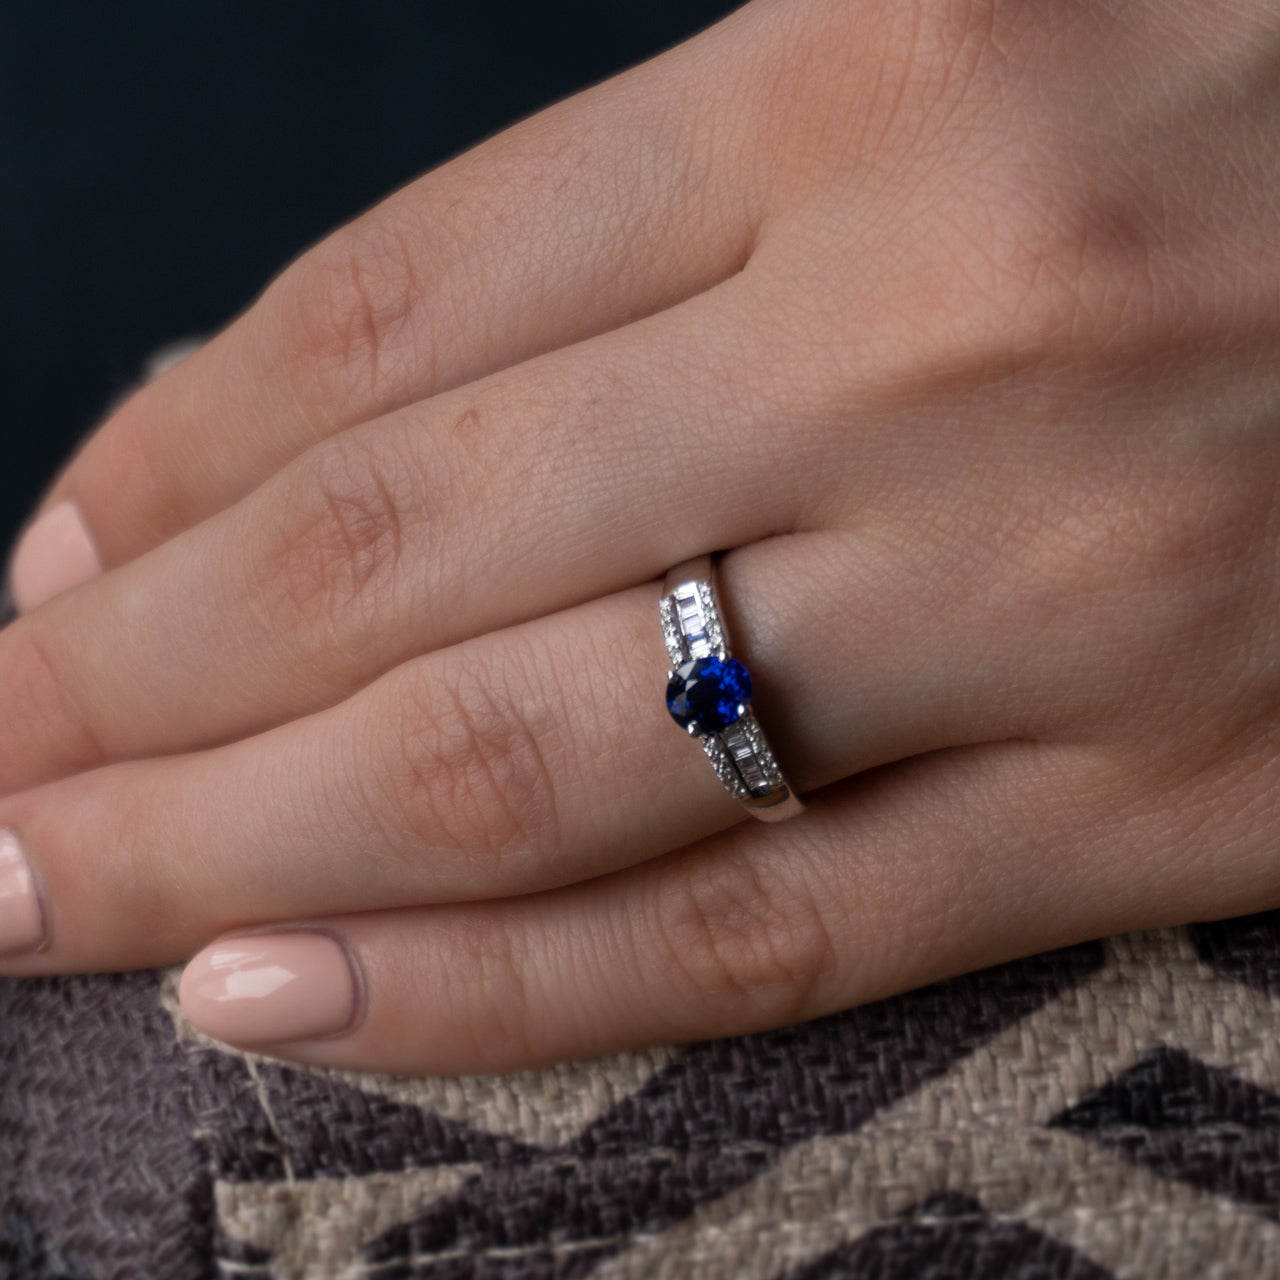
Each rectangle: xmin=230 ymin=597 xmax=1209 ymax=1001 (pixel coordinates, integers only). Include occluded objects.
xmin=0 ymin=280 xmax=806 ymax=788
xmin=0 ymin=285 xmax=1213 ymax=799
xmin=6 ymin=4 xmax=774 ymax=608
xmin=173 ymin=740 xmax=1174 ymax=1076
xmin=0 ymin=525 xmax=1153 ymax=976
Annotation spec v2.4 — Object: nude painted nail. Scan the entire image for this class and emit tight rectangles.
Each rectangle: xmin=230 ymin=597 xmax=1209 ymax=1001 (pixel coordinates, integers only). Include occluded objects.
xmin=179 ymin=932 xmax=361 ymax=1046
xmin=0 ymin=829 xmax=46 ymax=957
xmin=8 ymin=502 xmax=104 ymax=613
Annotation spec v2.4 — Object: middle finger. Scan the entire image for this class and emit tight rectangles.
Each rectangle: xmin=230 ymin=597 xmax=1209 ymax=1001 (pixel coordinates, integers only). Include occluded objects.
xmin=0 ymin=280 xmax=797 ymax=793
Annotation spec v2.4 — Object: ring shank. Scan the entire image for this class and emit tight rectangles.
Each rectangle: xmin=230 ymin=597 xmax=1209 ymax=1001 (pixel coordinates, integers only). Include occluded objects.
xmin=661 ymin=556 xmax=804 ymax=823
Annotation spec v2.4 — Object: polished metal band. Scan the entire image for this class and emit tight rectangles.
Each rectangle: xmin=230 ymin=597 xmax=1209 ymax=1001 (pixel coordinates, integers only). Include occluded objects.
xmin=661 ymin=555 xmax=804 ymax=822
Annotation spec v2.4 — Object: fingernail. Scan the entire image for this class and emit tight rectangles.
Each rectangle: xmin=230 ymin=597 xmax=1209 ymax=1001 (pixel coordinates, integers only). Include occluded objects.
xmin=179 ymin=932 xmax=361 ymax=1046
xmin=8 ymin=502 xmax=103 ymax=613
xmin=142 ymin=335 xmax=205 ymax=382
xmin=0 ymin=829 xmax=47 ymax=957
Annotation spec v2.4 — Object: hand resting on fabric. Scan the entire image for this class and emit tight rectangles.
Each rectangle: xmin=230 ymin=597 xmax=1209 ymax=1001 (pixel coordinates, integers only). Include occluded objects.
xmin=3 ymin=0 xmax=1280 ymax=1076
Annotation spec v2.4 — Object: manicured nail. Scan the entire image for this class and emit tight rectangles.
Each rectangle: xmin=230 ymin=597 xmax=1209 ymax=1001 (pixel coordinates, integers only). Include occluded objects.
xmin=8 ymin=502 xmax=103 ymax=613
xmin=0 ymin=829 xmax=46 ymax=957
xmin=179 ymin=932 xmax=361 ymax=1046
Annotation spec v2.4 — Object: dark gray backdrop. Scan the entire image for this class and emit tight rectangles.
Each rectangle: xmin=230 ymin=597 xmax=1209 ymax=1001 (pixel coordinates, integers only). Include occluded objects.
xmin=0 ymin=0 xmax=740 ymax=554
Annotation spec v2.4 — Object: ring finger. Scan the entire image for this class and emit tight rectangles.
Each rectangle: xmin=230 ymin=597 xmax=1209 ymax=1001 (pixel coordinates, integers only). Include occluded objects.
xmin=0 ymin=529 xmax=1117 ymax=976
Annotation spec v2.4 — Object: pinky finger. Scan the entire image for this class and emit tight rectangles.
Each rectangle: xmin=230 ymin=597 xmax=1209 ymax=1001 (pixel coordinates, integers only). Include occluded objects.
xmin=179 ymin=739 xmax=1153 ymax=1077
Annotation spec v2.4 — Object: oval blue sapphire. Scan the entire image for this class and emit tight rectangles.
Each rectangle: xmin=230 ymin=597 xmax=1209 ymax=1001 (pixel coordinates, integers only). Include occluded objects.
xmin=666 ymin=656 xmax=753 ymax=733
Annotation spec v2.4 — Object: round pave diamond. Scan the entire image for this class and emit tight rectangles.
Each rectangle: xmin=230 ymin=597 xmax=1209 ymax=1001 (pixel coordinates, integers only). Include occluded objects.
xmin=665 ymin=657 xmax=753 ymax=734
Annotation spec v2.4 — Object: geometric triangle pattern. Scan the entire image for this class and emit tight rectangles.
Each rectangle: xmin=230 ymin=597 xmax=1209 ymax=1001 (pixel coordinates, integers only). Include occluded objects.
xmin=1053 ymin=1046 xmax=1280 ymax=1220
xmin=6 ymin=914 xmax=1280 ymax=1276
xmin=777 ymin=1192 xmax=1117 ymax=1280
xmin=352 ymin=943 xmax=1107 ymax=1280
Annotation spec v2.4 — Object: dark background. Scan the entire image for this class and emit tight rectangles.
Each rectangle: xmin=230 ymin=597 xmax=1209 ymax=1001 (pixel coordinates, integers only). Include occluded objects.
xmin=0 ymin=0 xmax=740 ymax=553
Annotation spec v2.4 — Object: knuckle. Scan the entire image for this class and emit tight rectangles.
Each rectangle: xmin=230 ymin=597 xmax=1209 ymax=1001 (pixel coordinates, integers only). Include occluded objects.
xmin=75 ymin=768 xmax=202 ymax=957
xmin=378 ymin=659 xmax=561 ymax=881
xmin=1036 ymin=466 xmax=1271 ymax=598
xmin=1003 ymin=461 xmax=1280 ymax=714
xmin=257 ymin=436 xmax=415 ymax=635
xmin=433 ymin=911 xmax=543 ymax=1070
xmin=648 ymin=853 xmax=836 ymax=1025
xmin=0 ymin=626 xmax=106 ymax=785
xmin=107 ymin=783 xmax=186 ymax=942
xmin=72 ymin=385 xmax=189 ymax=546
xmin=270 ymin=210 xmax=424 ymax=415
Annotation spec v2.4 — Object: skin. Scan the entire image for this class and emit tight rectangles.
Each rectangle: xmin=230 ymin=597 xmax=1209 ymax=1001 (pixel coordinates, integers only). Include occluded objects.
xmin=3 ymin=0 xmax=1280 ymax=1075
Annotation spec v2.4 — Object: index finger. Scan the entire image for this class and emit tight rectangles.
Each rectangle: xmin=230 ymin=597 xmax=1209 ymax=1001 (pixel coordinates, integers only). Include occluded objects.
xmin=5 ymin=2 xmax=784 ymax=611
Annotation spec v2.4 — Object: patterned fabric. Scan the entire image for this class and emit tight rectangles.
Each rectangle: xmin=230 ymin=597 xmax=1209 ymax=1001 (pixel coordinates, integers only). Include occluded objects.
xmin=3 ymin=917 xmax=1280 ymax=1278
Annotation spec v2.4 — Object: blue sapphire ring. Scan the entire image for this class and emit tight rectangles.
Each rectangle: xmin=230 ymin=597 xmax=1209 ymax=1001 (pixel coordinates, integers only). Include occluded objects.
xmin=661 ymin=555 xmax=804 ymax=822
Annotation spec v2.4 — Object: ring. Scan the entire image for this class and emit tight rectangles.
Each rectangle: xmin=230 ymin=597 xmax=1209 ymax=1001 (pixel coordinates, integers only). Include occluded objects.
xmin=660 ymin=555 xmax=804 ymax=822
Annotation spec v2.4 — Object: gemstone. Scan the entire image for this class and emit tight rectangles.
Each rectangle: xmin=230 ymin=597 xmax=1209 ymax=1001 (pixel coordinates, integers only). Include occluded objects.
xmin=666 ymin=657 xmax=752 ymax=733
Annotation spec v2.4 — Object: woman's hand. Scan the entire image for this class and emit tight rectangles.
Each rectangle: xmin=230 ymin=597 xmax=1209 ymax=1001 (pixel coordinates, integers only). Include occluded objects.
xmin=2 ymin=0 xmax=1279 ymax=1076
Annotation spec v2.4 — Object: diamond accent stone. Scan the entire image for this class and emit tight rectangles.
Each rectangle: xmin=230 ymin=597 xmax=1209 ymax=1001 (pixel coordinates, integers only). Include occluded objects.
xmin=740 ymin=715 xmax=785 ymax=788
xmin=702 ymin=735 xmax=750 ymax=799
xmin=697 ymin=583 xmax=727 ymax=658
xmin=659 ymin=595 xmax=684 ymax=665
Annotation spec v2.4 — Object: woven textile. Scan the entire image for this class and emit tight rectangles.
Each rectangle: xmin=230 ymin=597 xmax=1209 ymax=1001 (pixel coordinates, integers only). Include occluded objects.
xmin=2 ymin=915 xmax=1280 ymax=1278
